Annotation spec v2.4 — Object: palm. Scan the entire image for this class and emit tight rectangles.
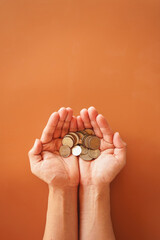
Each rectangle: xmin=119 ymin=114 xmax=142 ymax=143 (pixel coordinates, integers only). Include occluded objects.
xmin=77 ymin=107 xmax=126 ymax=185
xmin=39 ymin=138 xmax=78 ymax=187
xmin=29 ymin=107 xmax=79 ymax=187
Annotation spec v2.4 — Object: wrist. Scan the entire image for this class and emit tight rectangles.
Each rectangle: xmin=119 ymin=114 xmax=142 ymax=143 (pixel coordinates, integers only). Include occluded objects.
xmin=79 ymin=182 xmax=110 ymax=189
xmin=80 ymin=176 xmax=112 ymax=187
xmin=48 ymin=184 xmax=78 ymax=195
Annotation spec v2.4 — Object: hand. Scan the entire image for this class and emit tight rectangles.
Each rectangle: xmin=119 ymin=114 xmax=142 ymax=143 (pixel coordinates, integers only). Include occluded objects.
xmin=28 ymin=107 xmax=79 ymax=188
xmin=77 ymin=106 xmax=127 ymax=186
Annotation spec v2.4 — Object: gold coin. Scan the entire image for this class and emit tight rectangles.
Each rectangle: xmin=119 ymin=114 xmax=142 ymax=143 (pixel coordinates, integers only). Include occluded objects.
xmin=62 ymin=136 xmax=74 ymax=148
xmin=72 ymin=145 xmax=82 ymax=156
xmin=80 ymin=153 xmax=93 ymax=161
xmin=84 ymin=128 xmax=95 ymax=135
xmin=88 ymin=136 xmax=100 ymax=149
xmin=80 ymin=145 xmax=88 ymax=155
xmin=59 ymin=145 xmax=71 ymax=157
xmin=88 ymin=149 xmax=101 ymax=158
xmin=68 ymin=132 xmax=79 ymax=145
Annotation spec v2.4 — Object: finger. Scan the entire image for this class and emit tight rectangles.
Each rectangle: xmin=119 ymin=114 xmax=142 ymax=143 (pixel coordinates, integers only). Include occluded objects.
xmin=80 ymin=108 xmax=92 ymax=129
xmin=113 ymin=132 xmax=127 ymax=148
xmin=61 ymin=107 xmax=73 ymax=138
xmin=77 ymin=115 xmax=85 ymax=131
xmin=40 ymin=112 xmax=59 ymax=143
xmin=96 ymin=114 xmax=114 ymax=143
xmin=53 ymin=107 xmax=68 ymax=138
xmin=113 ymin=132 xmax=127 ymax=162
xmin=69 ymin=116 xmax=77 ymax=132
xmin=28 ymin=139 xmax=42 ymax=164
xmin=88 ymin=106 xmax=103 ymax=138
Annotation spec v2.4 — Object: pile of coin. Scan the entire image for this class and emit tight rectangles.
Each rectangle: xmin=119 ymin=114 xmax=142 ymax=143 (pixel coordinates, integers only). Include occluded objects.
xmin=59 ymin=129 xmax=101 ymax=161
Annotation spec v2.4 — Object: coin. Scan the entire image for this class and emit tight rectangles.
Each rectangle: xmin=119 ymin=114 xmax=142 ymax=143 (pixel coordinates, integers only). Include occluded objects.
xmin=88 ymin=136 xmax=100 ymax=149
xmin=72 ymin=145 xmax=82 ymax=156
xmin=88 ymin=149 xmax=101 ymax=158
xmin=64 ymin=134 xmax=75 ymax=139
xmin=76 ymin=131 xmax=85 ymax=144
xmin=82 ymin=135 xmax=92 ymax=148
xmin=76 ymin=131 xmax=84 ymax=139
xmin=80 ymin=145 xmax=88 ymax=155
xmin=59 ymin=145 xmax=71 ymax=157
xmin=79 ymin=130 xmax=88 ymax=135
xmin=80 ymin=153 xmax=93 ymax=161
xmin=63 ymin=134 xmax=75 ymax=143
xmin=84 ymin=128 xmax=95 ymax=135
xmin=68 ymin=132 xmax=79 ymax=145
xmin=62 ymin=136 xmax=74 ymax=148
xmin=60 ymin=129 xmax=101 ymax=160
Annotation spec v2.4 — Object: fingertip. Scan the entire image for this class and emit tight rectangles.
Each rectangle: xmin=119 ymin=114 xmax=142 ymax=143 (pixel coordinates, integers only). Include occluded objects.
xmin=117 ymin=132 xmax=123 ymax=141
xmin=88 ymin=106 xmax=97 ymax=112
xmin=88 ymin=106 xmax=95 ymax=110
xmin=58 ymin=107 xmax=66 ymax=111
xmin=28 ymin=139 xmax=40 ymax=157
xmin=66 ymin=107 xmax=73 ymax=112
xmin=96 ymin=114 xmax=104 ymax=124
xmin=34 ymin=138 xmax=42 ymax=151
xmin=80 ymin=108 xmax=87 ymax=114
xmin=97 ymin=113 xmax=103 ymax=119
xmin=77 ymin=115 xmax=82 ymax=123
xmin=115 ymin=131 xmax=119 ymax=137
xmin=58 ymin=107 xmax=67 ymax=115
xmin=53 ymin=111 xmax=59 ymax=116
xmin=113 ymin=132 xmax=126 ymax=148
xmin=50 ymin=112 xmax=60 ymax=120
xmin=34 ymin=138 xmax=39 ymax=147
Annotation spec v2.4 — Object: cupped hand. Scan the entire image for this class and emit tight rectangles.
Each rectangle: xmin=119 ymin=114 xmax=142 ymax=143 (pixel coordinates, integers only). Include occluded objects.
xmin=28 ymin=107 xmax=79 ymax=188
xmin=77 ymin=106 xmax=127 ymax=186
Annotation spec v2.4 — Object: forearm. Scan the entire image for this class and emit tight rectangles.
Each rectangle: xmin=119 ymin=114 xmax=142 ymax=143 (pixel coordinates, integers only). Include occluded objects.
xmin=79 ymin=184 xmax=115 ymax=240
xmin=43 ymin=185 xmax=78 ymax=240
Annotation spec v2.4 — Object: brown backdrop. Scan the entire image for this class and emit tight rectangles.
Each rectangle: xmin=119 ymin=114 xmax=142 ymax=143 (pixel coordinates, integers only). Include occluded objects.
xmin=1 ymin=1 xmax=160 ymax=239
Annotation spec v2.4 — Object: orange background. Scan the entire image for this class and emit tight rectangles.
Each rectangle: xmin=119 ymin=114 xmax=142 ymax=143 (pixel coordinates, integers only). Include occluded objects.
xmin=1 ymin=1 xmax=160 ymax=239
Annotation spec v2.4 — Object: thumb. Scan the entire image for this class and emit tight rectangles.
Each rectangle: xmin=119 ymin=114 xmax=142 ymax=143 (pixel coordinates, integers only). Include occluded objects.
xmin=113 ymin=132 xmax=127 ymax=162
xmin=113 ymin=132 xmax=127 ymax=148
xmin=28 ymin=138 xmax=43 ymax=163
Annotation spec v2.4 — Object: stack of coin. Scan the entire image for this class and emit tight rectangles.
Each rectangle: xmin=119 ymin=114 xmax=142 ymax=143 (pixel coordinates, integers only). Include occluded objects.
xmin=59 ymin=128 xmax=101 ymax=161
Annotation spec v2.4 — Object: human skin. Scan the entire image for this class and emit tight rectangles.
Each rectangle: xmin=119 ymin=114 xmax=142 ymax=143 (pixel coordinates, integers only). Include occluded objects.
xmin=28 ymin=106 xmax=127 ymax=240
xmin=77 ymin=106 xmax=127 ymax=240
xmin=28 ymin=107 xmax=79 ymax=240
